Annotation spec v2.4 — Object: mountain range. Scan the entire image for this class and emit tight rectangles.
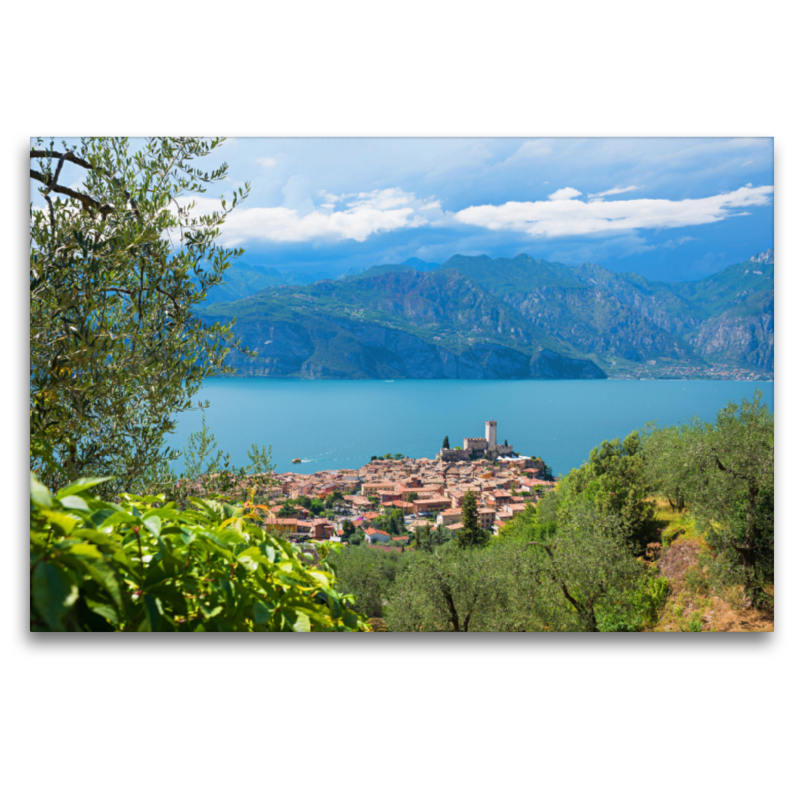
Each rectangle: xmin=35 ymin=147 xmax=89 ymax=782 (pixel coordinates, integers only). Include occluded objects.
xmin=200 ymin=250 xmax=774 ymax=380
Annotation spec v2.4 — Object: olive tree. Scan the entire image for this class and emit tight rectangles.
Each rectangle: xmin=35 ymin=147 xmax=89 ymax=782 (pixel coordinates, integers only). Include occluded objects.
xmin=556 ymin=431 xmax=654 ymax=552
xmin=386 ymin=547 xmax=506 ymax=631
xmin=681 ymin=393 xmax=774 ymax=607
xmin=30 ymin=137 xmax=250 ymax=494
xmin=642 ymin=423 xmax=699 ymax=511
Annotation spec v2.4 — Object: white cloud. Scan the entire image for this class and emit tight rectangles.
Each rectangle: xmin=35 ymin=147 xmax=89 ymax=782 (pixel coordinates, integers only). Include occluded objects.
xmin=176 ymin=187 xmax=444 ymax=245
xmin=662 ymin=236 xmax=698 ymax=249
xmin=548 ymin=187 xmax=582 ymax=201
xmin=588 ymin=185 xmax=643 ymax=199
xmin=454 ymin=184 xmax=774 ymax=239
xmin=257 ymin=157 xmax=278 ymax=168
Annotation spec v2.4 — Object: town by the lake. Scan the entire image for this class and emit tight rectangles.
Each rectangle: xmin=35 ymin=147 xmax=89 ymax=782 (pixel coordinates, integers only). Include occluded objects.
xmin=258 ymin=419 xmax=554 ymax=545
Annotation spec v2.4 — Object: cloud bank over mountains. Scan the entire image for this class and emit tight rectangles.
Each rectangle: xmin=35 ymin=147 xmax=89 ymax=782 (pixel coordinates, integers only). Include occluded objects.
xmin=208 ymin=187 xmax=445 ymax=246
xmin=36 ymin=137 xmax=773 ymax=281
xmin=185 ymin=181 xmax=773 ymax=247
xmin=453 ymin=183 xmax=774 ymax=239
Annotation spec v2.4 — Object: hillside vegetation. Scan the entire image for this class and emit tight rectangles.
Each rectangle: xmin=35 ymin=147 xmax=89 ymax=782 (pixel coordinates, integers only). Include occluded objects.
xmin=327 ymin=392 xmax=774 ymax=632
xmin=202 ymin=251 xmax=774 ymax=379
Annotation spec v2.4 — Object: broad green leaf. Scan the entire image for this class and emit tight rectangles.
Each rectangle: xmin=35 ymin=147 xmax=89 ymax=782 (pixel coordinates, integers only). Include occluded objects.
xmin=253 ymin=600 xmax=274 ymax=625
xmin=40 ymin=509 xmax=79 ymax=536
xmin=143 ymin=516 xmax=162 ymax=537
xmin=145 ymin=583 xmax=188 ymax=617
xmin=67 ymin=542 xmax=102 ymax=559
xmin=75 ymin=528 xmax=117 ymax=547
xmin=293 ymin=611 xmax=311 ymax=632
xmin=93 ymin=510 xmax=142 ymax=528
xmin=143 ymin=507 xmax=181 ymax=521
xmin=141 ymin=595 xmax=163 ymax=631
xmin=30 ymin=473 xmax=53 ymax=508
xmin=90 ymin=507 xmax=118 ymax=527
xmin=60 ymin=495 xmax=90 ymax=512
xmin=81 ymin=560 xmax=123 ymax=609
xmin=309 ymin=571 xmax=331 ymax=589
xmin=260 ymin=544 xmax=277 ymax=563
xmin=86 ymin=602 xmax=120 ymax=626
xmin=32 ymin=562 xmax=79 ymax=631
xmin=56 ymin=476 xmax=115 ymax=499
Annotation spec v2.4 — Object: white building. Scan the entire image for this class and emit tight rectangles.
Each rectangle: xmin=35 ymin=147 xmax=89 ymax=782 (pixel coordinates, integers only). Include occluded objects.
xmin=439 ymin=419 xmax=515 ymax=462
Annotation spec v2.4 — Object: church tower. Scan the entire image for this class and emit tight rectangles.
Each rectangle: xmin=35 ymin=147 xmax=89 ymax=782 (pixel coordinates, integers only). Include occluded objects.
xmin=485 ymin=419 xmax=497 ymax=448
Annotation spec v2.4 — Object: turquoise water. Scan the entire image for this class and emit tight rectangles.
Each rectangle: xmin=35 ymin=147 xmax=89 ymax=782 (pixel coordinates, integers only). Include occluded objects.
xmin=168 ymin=379 xmax=774 ymax=478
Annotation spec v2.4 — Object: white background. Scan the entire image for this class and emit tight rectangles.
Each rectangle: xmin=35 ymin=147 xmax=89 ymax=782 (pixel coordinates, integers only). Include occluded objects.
xmin=4 ymin=2 xmax=797 ymax=799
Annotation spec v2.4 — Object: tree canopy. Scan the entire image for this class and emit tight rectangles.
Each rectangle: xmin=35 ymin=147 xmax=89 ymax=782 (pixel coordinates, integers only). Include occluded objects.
xmin=457 ymin=490 xmax=489 ymax=548
xmin=30 ymin=137 xmax=249 ymax=495
xmin=651 ymin=392 xmax=773 ymax=606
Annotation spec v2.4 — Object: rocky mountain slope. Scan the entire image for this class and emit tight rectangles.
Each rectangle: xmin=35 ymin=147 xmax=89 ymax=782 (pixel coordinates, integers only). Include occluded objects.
xmin=201 ymin=250 xmax=774 ymax=379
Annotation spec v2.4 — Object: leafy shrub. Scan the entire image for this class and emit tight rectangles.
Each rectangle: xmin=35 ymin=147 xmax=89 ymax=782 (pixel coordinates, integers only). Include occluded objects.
xmin=684 ymin=564 xmax=709 ymax=596
xmin=687 ymin=611 xmax=703 ymax=632
xmin=662 ymin=526 xmax=683 ymax=549
xmin=596 ymin=567 xmax=670 ymax=632
xmin=30 ymin=474 xmax=366 ymax=632
xmin=327 ymin=545 xmax=406 ymax=618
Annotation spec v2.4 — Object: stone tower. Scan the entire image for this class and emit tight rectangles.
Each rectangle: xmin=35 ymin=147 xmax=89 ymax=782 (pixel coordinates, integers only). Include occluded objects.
xmin=485 ymin=419 xmax=497 ymax=448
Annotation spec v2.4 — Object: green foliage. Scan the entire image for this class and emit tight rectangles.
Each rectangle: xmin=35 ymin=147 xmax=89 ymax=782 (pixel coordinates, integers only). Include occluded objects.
xmin=646 ymin=392 xmax=773 ymax=606
xmin=324 ymin=490 xmax=344 ymax=509
xmin=556 ymin=431 xmax=654 ymax=552
xmin=30 ymin=137 xmax=251 ymax=496
xmin=389 ymin=503 xmax=649 ymax=632
xmin=442 ymin=436 xmax=450 ymax=449
xmin=661 ymin=526 xmax=682 ymax=549
xmin=642 ymin=423 xmax=697 ymax=511
xmin=522 ymin=505 xmax=647 ymax=632
xmin=276 ymin=501 xmax=297 ymax=518
xmin=373 ymin=507 xmax=407 ymax=538
xmin=294 ymin=494 xmax=325 ymax=515
xmin=327 ymin=546 xmax=406 ymax=618
xmin=143 ymin=415 xmax=278 ymax=509
xmin=498 ymin=500 xmax=554 ymax=542
xmin=415 ymin=523 xmax=453 ymax=552
xmin=684 ymin=564 xmax=710 ymax=596
xmin=30 ymin=473 xmax=365 ymax=632
xmin=691 ymin=393 xmax=773 ymax=606
xmin=386 ymin=547 xmax=507 ymax=631
xmin=595 ymin=566 xmax=670 ymax=632
xmin=457 ymin=490 xmax=488 ymax=548
xmin=529 ymin=457 xmax=555 ymax=481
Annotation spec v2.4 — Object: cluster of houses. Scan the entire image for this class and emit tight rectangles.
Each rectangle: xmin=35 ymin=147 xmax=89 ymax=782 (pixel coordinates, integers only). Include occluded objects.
xmin=254 ymin=436 xmax=555 ymax=547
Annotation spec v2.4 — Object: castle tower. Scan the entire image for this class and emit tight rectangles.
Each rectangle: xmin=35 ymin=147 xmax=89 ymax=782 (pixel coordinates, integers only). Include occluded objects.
xmin=485 ymin=419 xmax=497 ymax=448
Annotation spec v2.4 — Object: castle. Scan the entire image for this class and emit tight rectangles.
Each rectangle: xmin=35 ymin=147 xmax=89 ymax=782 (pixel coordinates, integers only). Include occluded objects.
xmin=438 ymin=420 xmax=516 ymax=462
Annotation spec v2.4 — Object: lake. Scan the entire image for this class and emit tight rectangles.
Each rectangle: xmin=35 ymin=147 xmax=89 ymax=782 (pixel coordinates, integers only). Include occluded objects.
xmin=167 ymin=379 xmax=774 ymax=478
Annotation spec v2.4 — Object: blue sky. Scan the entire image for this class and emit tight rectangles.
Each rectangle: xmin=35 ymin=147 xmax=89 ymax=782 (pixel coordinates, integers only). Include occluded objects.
xmin=34 ymin=137 xmax=774 ymax=282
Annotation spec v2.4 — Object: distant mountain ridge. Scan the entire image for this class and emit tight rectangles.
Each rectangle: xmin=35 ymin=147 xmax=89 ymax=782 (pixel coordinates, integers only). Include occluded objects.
xmin=201 ymin=250 xmax=774 ymax=379
xmin=202 ymin=262 xmax=337 ymax=304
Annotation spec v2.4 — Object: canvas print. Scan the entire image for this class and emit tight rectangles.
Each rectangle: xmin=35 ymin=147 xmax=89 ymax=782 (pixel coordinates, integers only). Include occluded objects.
xmin=29 ymin=137 xmax=774 ymax=632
